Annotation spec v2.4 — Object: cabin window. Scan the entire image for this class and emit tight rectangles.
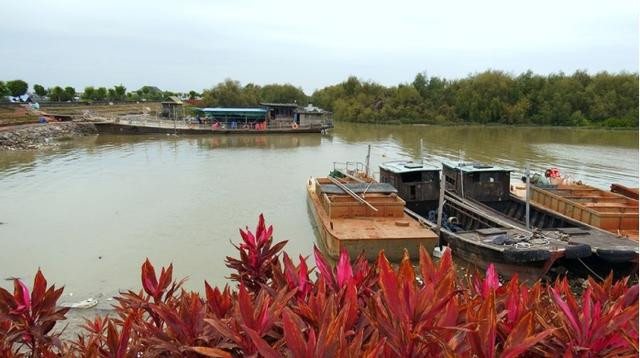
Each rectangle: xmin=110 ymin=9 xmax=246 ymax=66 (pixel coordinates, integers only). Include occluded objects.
xmin=410 ymin=185 xmax=416 ymax=199
xmin=422 ymin=172 xmax=435 ymax=183
xmin=472 ymin=173 xmax=481 ymax=183
xmin=401 ymin=171 xmax=422 ymax=183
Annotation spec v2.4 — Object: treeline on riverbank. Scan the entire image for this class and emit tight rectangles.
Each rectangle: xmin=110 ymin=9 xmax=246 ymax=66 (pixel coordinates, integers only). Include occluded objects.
xmin=0 ymin=80 xmax=198 ymax=102
xmin=4 ymin=70 xmax=638 ymax=127
xmin=200 ymin=70 xmax=638 ymax=128
xmin=311 ymin=71 xmax=639 ymax=128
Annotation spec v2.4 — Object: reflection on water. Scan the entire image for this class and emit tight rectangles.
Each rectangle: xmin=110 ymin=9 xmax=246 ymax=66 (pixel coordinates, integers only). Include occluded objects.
xmin=0 ymin=123 xmax=637 ymax=302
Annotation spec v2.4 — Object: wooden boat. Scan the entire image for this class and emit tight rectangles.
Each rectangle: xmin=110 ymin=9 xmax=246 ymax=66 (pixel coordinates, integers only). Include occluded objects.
xmin=441 ymin=161 xmax=639 ymax=278
xmin=306 ymin=172 xmax=438 ymax=261
xmin=611 ymin=183 xmax=639 ymax=200
xmin=528 ymin=183 xmax=638 ymax=240
xmin=380 ymin=161 xmax=591 ymax=281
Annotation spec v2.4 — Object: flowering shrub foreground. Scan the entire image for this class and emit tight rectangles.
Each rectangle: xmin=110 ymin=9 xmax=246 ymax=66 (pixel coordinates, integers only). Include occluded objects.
xmin=1 ymin=215 xmax=638 ymax=357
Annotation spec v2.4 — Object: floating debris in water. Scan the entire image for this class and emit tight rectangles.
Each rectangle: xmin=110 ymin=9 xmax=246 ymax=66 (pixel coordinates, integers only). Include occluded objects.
xmin=61 ymin=298 xmax=98 ymax=309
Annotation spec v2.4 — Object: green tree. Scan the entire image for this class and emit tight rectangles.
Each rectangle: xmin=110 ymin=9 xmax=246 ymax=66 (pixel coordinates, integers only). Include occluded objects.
xmin=95 ymin=87 xmax=107 ymax=101
xmin=63 ymin=86 xmax=76 ymax=101
xmin=0 ymin=81 xmax=10 ymax=97
xmin=114 ymin=85 xmax=126 ymax=101
xmin=188 ymin=90 xmax=199 ymax=100
xmin=33 ymin=84 xmax=47 ymax=97
xmin=412 ymin=72 xmax=428 ymax=98
xmin=82 ymin=86 xmax=96 ymax=100
xmin=7 ymin=80 xmax=28 ymax=97
xmin=260 ymin=84 xmax=307 ymax=104
xmin=49 ymin=86 xmax=64 ymax=102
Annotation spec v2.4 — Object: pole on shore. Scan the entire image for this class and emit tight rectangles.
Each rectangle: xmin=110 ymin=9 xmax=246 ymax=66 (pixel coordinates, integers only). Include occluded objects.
xmin=436 ymin=169 xmax=446 ymax=248
xmin=525 ymin=164 xmax=531 ymax=229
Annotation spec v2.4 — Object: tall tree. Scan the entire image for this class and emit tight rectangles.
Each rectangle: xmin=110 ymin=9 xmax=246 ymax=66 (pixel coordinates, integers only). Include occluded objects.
xmin=82 ymin=86 xmax=96 ymax=100
xmin=49 ymin=86 xmax=64 ymax=102
xmin=63 ymin=87 xmax=76 ymax=101
xmin=95 ymin=87 xmax=107 ymax=101
xmin=7 ymin=80 xmax=28 ymax=97
xmin=33 ymin=84 xmax=47 ymax=97
xmin=114 ymin=85 xmax=126 ymax=101
xmin=0 ymin=81 xmax=9 ymax=97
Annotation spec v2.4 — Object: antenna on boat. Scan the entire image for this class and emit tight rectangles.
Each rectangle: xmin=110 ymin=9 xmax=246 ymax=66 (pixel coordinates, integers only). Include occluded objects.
xmin=365 ymin=144 xmax=371 ymax=177
xmin=525 ymin=163 xmax=531 ymax=229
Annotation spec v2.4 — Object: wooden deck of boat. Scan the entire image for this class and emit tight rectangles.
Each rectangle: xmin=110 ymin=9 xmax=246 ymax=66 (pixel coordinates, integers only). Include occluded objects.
xmin=330 ymin=216 xmax=437 ymax=241
xmin=307 ymin=176 xmax=438 ymax=260
xmin=456 ymin=193 xmax=638 ymax=253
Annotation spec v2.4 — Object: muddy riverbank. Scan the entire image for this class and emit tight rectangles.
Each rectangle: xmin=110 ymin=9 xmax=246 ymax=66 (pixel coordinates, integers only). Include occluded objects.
xmin=0 ymin=122 xmax=97 ymax=150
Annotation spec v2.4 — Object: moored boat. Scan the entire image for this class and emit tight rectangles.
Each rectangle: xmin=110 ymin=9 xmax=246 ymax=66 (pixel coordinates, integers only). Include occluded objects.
xmin=441 ymin=161 xmax=639 ymax=278
xmin=611 ymin=183 xmax=639 ymax=200
xmin=380 ymin=161 xmax=591 ymax=281
xmin=306 ymin=168 xmax=438 ymax=261
xmin=527 ymin=183 xmax=638 ymax=240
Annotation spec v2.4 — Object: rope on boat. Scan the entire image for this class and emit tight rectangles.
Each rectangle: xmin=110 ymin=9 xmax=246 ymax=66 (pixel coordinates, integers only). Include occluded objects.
xmin=577 ymin=258 xmax=604 ymax=281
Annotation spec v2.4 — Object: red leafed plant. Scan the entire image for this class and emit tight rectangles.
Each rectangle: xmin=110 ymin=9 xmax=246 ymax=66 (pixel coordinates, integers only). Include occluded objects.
xmin=0 ymin=269 xmax=69 ymax=356
xmin=1 ymin=214 xmax=638 ymax=357
xmin=225 ymin=214 xmax=287 ymax=292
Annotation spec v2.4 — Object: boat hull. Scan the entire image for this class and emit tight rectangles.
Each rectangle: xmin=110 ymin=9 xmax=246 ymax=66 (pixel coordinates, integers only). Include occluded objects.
xmin=94 ymin=122 xmax=330 ymax=135
xmin=306 ymin=180 xmax=437 ymax=261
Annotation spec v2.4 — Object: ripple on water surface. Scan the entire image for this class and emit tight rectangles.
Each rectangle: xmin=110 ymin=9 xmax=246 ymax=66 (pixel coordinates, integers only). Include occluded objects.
xmin=0 ymin=124 xmax=637 ymax=301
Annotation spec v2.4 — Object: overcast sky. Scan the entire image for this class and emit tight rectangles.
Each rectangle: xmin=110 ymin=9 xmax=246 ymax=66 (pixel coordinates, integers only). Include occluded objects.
xmin=2 ymin=0 xmax=638 ymax=94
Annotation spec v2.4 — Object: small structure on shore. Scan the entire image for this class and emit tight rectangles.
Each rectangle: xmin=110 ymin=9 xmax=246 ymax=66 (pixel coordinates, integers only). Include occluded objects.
xmin=161 ymin=96 xmax=184 ymax=120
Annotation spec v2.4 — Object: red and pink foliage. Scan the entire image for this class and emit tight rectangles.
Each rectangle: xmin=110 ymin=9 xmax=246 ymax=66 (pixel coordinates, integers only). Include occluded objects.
xmin=0 ymin=214 xmax=637 ymax=357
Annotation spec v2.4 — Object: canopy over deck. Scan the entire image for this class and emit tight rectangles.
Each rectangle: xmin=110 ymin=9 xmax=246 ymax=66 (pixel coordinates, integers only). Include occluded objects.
xmin=196 ymin=107 xmax=267 ymax=119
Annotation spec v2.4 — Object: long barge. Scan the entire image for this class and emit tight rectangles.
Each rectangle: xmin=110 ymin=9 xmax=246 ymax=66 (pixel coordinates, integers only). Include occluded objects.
xmin=94 ymin=102 xmax=334 ymax=135
xmin=94 ymin=120 xmax=331 ymax=135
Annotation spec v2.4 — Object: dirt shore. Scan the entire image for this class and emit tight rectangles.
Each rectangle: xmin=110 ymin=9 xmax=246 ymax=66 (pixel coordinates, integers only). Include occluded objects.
xmin=0 ymin=122 xmax=97 ymax=150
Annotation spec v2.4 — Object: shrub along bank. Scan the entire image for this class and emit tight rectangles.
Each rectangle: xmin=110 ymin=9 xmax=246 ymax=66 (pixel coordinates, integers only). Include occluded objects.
xmin=0 ymin=215 xmax=637 ymax=356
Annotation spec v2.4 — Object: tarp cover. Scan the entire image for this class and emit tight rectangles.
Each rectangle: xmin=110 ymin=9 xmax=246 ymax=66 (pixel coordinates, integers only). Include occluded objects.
xmin=319 ymin=183 xmax=398 ymax=195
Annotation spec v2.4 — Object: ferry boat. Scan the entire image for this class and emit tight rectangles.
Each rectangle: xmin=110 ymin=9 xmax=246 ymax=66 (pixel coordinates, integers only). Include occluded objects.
xmin=94 ymin=103 xmax=334 ymax=135
xmin=306 ymin=163 xmax=438 ymax=261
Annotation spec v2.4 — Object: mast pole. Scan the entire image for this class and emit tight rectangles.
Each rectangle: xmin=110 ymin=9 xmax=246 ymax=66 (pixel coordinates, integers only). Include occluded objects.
xmin=436 ymin=169 xmax=446 ymax=248
xmin=525 ymin=164 xmax=531 ymax=229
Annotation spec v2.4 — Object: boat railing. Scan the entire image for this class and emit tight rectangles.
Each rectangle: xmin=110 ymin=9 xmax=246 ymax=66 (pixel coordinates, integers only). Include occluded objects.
xmin=332 ymin=161 xmax=366 ymax=176
xmin=109 ymin=115 xmax=332 ymax=131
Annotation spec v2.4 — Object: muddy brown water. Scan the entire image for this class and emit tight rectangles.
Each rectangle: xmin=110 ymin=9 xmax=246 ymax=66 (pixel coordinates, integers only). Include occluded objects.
xmin=0 ymin=123 xmax=637 ymax=308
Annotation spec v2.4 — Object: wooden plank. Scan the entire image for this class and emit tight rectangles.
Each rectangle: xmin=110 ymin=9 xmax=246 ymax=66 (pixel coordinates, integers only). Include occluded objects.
xmin=327 ymin=176 xmax=378 ymax=212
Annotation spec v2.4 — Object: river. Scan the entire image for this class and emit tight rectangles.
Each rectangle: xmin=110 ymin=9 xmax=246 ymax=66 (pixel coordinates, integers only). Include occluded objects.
xmin=0 ymin=123 xmax=637 ymax=304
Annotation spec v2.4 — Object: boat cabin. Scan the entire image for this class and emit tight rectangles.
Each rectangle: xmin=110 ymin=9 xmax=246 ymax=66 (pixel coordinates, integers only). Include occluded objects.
xmin=442 ymin=161 xmax=511 ymax=202
xmin=296 ymin=104 xmax=333 ymax=128
xmin=379 ymin=161 xmax=441 ymax=214
xmin=195 ymin=108 xmax=267 ymax=127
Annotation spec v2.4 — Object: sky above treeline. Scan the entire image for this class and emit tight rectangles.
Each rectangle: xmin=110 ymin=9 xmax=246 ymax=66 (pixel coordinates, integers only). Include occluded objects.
xmin=2 ymin=0 xmax=638 ymax=94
